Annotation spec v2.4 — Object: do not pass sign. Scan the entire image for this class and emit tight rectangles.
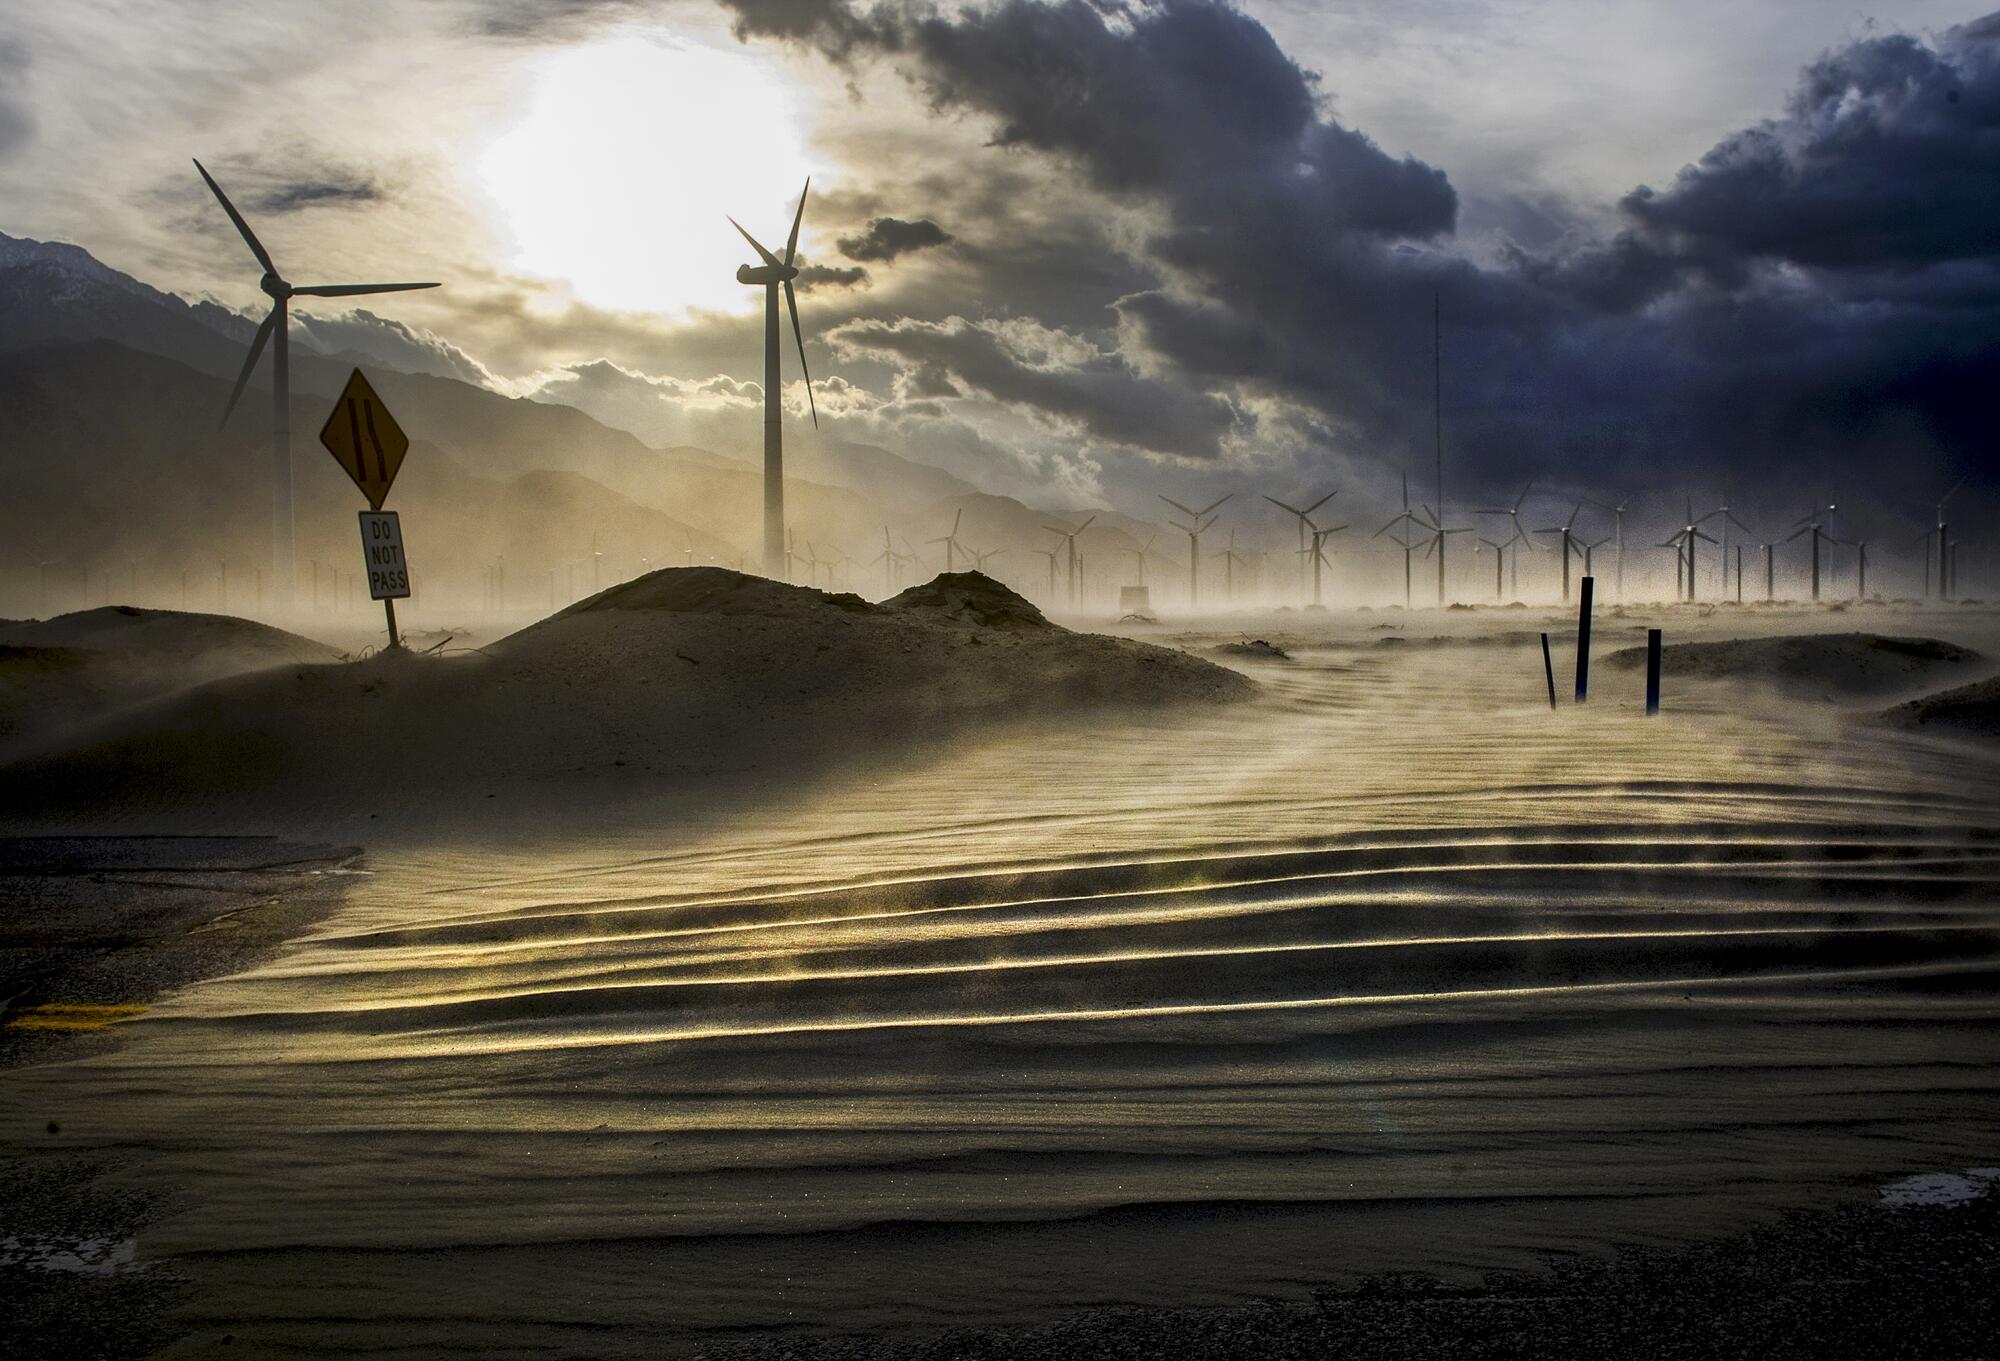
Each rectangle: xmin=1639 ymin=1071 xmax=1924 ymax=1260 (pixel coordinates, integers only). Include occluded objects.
xmin=359 ymin=511 xmax=412 ymax=600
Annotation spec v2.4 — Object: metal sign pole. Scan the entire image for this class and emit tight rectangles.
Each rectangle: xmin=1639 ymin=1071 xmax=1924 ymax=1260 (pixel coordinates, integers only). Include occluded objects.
xmin=384 ymin=596 xmax=400 ymax=649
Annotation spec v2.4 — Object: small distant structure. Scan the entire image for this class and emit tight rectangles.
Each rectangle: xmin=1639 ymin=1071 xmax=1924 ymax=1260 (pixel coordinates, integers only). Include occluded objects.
xmin=1040 ymin=516 xmax=1095 ymax=606
xmin=1119 ymin=585 xmax=1155 ymax=622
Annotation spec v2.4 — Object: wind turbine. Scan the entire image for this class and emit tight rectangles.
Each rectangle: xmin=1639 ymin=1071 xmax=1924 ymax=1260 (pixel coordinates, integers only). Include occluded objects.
xmin=1030 ymin=546 xmax=1061 ymax=599
xmin=1836 ymin=533 xmax=1873 ymax=599
xmin=869 ymin=526 xmax=903 ymax=594
xmin=1704 ymin=491 xmax=1751 ymax=596
xmin=1933 ymin=476 xmax=1970 ymax=600
xmin=968 ymin=544 xmax=1006 ymax=574
xmin=1375 ymin=472 xmax=1424 ymax=606
xmin=1584 ymin=493 xmax=1631 ymax=600
xmin=195 ymin=158 xmax=438 ymax=607
xmin=1581 ymin=533 xmax=1616 ymax=581
xmin=1262 ymin=490 xmax=1337 ymax=601
xmin=1210 ymin=529 xmax=1249 ymax=602
xmin=1660 ymin=499 xmax=1718 ymax=602
xmin=1301 ymin=516 xmax=1347 ymax=607
xmin=1787 ymin=501 xmax=1836 ymax=602
xmin=1041 ymin=516 xmax=1097 ymax=605
xmin=1534 ymin=501 xmax=1590 ymax=603
xmin=1414 ymin=502 xmax=1472 ymax=605
xmin=927 ymin=509 xmax=968 ymax=572
xmin=1475 ymin=536 xmax=1506 ymax=601
xmin=1123 ymin=532 xmax=1159 ymax=587
xmin=730 ymin=179 xmax=819 ymax=579
xmin=1159 ymin=494 xmax=1232 ymax=607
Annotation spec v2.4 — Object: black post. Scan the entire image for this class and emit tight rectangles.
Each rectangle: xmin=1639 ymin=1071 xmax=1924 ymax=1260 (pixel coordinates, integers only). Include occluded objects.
xmin=383 ymin=597 xmax=400 ymax=649
xmin=1645 ymin=627 xmax=1662 ymax=715
xmin=1574 ymin=575 xmax=1594 ymax=702
xmin=1540 ymin=632 xmax=1557 ymax=710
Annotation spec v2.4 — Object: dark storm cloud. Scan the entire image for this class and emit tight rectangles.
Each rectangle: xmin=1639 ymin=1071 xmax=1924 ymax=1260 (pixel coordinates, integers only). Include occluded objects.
xmin=0 ymin=39 xmax=35 ymax=160
xmin=796 ymin=260 xmax=870 ymax=290
xmin=837 ymin=215 xmax=952 ymax=262
xmin=723 ymin=0 xmax=1999 ymax=508
xmin=832 ymin=314 xmax=1238 ymax=459
xmin=250 ymin=175 xmax=383 ymax=214
xmin=467 ymin=0 xmax=644 ymax=40
xmin=1619 ymin=27 xmax=2000 ymax=274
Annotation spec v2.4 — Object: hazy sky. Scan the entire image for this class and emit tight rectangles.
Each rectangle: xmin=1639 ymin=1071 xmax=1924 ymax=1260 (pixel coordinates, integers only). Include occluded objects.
xmin=2 ymin=0 xmax=1994 ymax=524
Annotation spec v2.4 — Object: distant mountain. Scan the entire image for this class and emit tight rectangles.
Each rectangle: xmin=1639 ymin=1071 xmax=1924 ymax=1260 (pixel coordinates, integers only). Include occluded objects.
xmin=0 ymin=231 xmax=1187 ymax=614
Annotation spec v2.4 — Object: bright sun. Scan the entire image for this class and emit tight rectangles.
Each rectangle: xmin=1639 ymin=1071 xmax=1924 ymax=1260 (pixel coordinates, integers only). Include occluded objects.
xmin=479 ymin=34 xmax=817 ymax=319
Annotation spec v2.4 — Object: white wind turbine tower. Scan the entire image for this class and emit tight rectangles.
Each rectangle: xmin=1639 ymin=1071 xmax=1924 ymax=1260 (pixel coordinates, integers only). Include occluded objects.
xmin=730 ymin=180 xmax=820 ymax=579
xmin=1584 ymin=493 xmax=1631 ymax=600
xmin=1301 ymin=515 xmax=1347 ymax=606
xmin=195 ymin=159 xmax=438 ymax=608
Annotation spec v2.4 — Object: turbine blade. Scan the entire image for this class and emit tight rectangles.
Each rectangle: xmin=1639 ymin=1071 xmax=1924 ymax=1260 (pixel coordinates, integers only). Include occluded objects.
xmin=1159 ymin=495 xmax=1198 ymax=518
xmin=1076 ymin=514 xmax=1097 ymax=533
xmin=729 ymin=217 xmax=781 ymax=268
xmin=1198 ymin=493 xmax=1234 ymax=517
xmin=193 ymin=159 xmax=275 ymax=275
xmin=291 ymin=281 xmax=440 ymax=297
xmin=784 ymin=178 xmax=809 ymax=267
xmin=1304 ymin=490 xmax=1337 ymax=514
xmin=783 ymin=280 xmax=818 ymax=428
xmin=952 ymin=508 xmax=962 ymax=534
xmin=220 ymin=307 xmax=279 ymax=426
xmin=1262 ymin=495 xmax=1302 ymax=515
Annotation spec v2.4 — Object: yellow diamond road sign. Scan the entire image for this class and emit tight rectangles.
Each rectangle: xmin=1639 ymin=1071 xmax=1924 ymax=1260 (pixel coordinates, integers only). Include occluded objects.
xmin=318 ymin=368 xmax=409 ymax=510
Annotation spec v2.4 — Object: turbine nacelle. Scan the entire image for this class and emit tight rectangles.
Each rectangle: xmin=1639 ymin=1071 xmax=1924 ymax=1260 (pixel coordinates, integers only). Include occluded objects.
xmin=259 ymin=271 xmax=291 ymax=300
xmin=736 ymin=262 xmax=800 ymax=286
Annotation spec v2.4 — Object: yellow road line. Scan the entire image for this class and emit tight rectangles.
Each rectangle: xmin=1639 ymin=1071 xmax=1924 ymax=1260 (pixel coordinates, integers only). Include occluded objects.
xmin=6 ymin=1003 xmax=147 ymax=1031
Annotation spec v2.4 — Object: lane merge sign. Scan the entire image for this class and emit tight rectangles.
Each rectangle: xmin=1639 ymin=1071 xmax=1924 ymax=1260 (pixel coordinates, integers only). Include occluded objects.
xmin=359 ymin=511 xmax=412 ymax=600
xmin=319 ymin=368 xmax=409 ymax=511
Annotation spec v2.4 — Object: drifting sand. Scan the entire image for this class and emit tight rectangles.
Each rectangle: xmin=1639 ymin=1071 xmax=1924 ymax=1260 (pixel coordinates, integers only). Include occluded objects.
xmin=1880 ymin=673 xmax=2000 ymax=742
xmin=1601 ymin=631 xmax=1984 ymax=702
xmin=0 ymin=570 xmax=1249 ymax=824
xmin=0 ymin=606 xmax=338 ymax=758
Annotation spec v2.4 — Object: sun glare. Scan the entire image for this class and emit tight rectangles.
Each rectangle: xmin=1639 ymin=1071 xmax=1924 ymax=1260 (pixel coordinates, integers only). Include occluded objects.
xmin=479 ymin=34 xmax=816 ymax=318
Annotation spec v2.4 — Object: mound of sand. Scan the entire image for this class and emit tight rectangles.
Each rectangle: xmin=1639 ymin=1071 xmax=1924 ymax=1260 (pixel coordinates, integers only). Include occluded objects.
xmin=2 ymin=570 xmax=1251 ymax=825
xmin=1878 ymin=674 xmax=2000 ymax=742
xmin=0 ymin=606 xmax=339 ymax=756
xmin=1601 ymin=633 xmax=1983 ymax=702
xmin=1212 ymin=639 xmax=1290 ymax=660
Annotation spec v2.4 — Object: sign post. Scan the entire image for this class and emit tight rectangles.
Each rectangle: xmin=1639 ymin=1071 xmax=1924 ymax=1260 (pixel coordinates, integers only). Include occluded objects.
xmin=318 ymin=369 xmax=412 ymax=648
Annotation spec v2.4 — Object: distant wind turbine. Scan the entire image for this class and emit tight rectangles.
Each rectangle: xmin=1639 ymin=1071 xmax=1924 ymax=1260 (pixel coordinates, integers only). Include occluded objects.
xmin=1787 ymin=500 xmax=1836 ymax=602
xmin=1584 ymin=493 xmax=1631 ymax=600
xmin=1932 ymin=476 xmax=1970 ymax=600
xmin=1375 ymin=472 xmax=1424 ymax=606
xmin=1414 ymin=501 xmax=1473 ymax=605
xmin=927 ymin=509 xmax=968 ymax=572
xmin=1660 ymin=499 xmax=1718 ymax=602
xmin=1263 ymin=490 xmax=1337 ymax=602
xmin=1301 ymin=516 xmax=1347 ymax=607
xmin=1535 ymin=501 xmax=1590 ymax=603
xmin=1160 ymin=494 xmax=1232 ymax=607
xmin=1041 ymin=516 xmax=1097 ymax=605
xmin=195 ymin=158 xmax=438 ymax=607
xmin=730 ymin=179 xmax=819 ymax=579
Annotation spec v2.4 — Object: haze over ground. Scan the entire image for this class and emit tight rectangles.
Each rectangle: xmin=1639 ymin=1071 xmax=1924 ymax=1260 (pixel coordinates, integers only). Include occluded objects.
xmin=4 ymin=4 xmax=2000 ymax=1359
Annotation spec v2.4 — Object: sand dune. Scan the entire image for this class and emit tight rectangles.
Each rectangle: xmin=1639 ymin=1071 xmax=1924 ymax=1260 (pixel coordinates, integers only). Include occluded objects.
xmin=0 ymin=570 xmax=1249 ymax=824
xmin=0 ymin=605 xmax=338 ymax=756
xmin=1880 ymin=674 xmax=2000 ymax=741
xmin=1602 ymin=632 xmax=1984 ymax=701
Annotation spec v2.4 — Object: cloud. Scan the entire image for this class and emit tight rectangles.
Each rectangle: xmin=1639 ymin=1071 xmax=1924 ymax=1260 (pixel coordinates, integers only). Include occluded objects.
xmin=830 ymin=313 xmax=1240 ymax=459
xmin=795 ymin=261 xmax=869 ymax=290
xmin=1618 ymin=24 xmax=2000 ymax=273
xmin=0 ymin=38 xmax=33 ymax=160
xmin=292 ymin=308 xmax=501 ymax=388
xmin=838 ymin=215 xmax=953 ymax=261
xmin=722 ymin=0 xmax=2000 ymax=513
